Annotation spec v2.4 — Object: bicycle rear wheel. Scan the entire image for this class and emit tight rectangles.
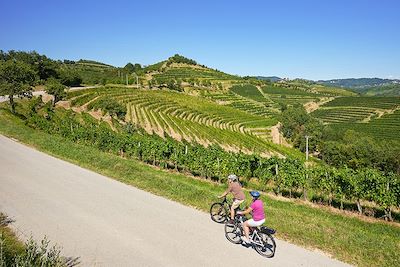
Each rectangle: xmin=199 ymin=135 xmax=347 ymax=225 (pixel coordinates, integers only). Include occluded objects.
xmin=254 ymin=232 xmax=276 ymax=258
xmin=210 ymin=202 xmax=228 ymax=223
xmin=224 ymin=223 xmax=242 ymax=244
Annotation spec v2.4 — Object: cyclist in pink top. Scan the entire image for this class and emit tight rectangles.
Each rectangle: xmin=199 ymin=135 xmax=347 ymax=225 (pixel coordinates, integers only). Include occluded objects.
xmin=237 ymin=191 xmax=265 ymax=246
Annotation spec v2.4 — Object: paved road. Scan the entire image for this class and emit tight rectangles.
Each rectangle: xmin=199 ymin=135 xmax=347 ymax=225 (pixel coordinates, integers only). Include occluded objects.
xmin=0 ymin=135 xmax=350 ymax=267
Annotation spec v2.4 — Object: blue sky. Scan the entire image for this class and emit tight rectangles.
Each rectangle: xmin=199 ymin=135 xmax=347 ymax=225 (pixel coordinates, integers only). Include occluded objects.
xmin=1 ymin=0 xmax=399 ymax=80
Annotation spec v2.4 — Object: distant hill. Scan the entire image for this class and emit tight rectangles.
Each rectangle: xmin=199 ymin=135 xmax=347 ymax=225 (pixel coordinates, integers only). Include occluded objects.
xmin=317 ymin=78 xmax=399 ymax=88
xmin=256 ymin=76 xmax=282 ymax=82
xmin=317 ymin=78 xmax=400 ymax=96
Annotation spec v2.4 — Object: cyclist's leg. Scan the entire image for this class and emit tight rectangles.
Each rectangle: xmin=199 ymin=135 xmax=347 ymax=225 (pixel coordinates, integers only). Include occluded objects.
xmin=245 ymin=219 xmax=266 ymax=242
xmin=231 ymin=199 xmax=244 ymax=220
xmin=242 ymin=219 xmax=252 ymax=243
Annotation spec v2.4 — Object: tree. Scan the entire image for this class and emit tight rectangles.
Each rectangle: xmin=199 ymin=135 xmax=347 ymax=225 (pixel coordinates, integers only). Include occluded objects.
xmin=124 ymin=63 xmax=135 ymax=72
xmin=0 ymin=60 xmax=36 ymax=113
xmin=45 ymin=78 xmax=66 ymax=106
xmin=280 ymin=104 xmax=324 ymax=153
xmin=2 ymin=50 xmax=57 ymax=81
xmin=124 ymin=63 xmax=142 ymax=73
xmin=134 ymin=63 xmax=142 ymax=72
xmin=57 ymin=69 xmax=82 ymax=86
xmin=168 ymin=54 xmax=197 ymax=65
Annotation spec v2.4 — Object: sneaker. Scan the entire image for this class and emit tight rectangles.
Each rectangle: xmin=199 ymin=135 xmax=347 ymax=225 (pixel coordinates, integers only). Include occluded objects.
xmin=241 ymin=236 xmax=250 ymax=244
xmin=241 ymin=241 xmax=251 ymax=248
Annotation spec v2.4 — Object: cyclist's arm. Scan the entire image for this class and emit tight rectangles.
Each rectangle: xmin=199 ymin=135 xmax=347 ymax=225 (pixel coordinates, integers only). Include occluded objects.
xmin=218 ymin=184 xmax=232 ymax=198
xmin=218 ymin=189 xmax=230 ymax=198
xmin=237 ymin=207 xmax=253 ymax=215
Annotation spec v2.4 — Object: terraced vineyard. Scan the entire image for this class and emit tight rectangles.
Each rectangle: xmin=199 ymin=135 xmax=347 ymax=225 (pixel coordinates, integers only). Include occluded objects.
xmin=312 ymin=96 xmax=400 ymax=124
xmin=311 ymin=96 xmax=400 ymax=140
xmin=202 ymin=90 xmax=279 ymax=140
xmin=331 ymin=109 xmax=400 ymax=141
xmin=312 ymin=107 xmax=378 ymax=123
xmin=203 ymin=91 xmax=278 ymax=117
xmin=272 ymin=80 xmax=356 ymax=96
xmin=261 ymin=85 xmax=324 ymax=105
xmin=66 ymin=87 xmax=297 ymax=157
xmin=261 ymin=85 xmax=325 ymax=96
xmin=322 ymin=96 xmax=400 ymax=109
xmin=230 ymin=84 xmax=272 ymax=104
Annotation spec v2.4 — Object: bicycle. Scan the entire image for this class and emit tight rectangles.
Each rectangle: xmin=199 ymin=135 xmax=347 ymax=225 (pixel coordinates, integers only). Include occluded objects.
xmin=210 ymin=197 xmax=242 ymax=223
xmin=224 ymin=214 xmax=276 ymax=258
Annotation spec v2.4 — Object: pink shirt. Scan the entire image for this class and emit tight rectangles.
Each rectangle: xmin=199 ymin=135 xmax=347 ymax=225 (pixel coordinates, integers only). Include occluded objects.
xmin=250 ymin=200 xmax=265 ymax=221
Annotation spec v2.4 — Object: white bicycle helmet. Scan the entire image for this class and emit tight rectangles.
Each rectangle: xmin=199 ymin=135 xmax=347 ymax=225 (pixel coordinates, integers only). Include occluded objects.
xmin=228 ymin=174 xmax=238 ymax=182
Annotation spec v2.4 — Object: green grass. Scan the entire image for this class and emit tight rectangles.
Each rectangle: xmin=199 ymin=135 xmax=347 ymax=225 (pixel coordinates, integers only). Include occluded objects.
xmin=1 ymin=212 xmax=72 ymax=266
xmin=0 ymin=213 xmax=25 ymax=266
xmin=0 ymin=108 xmax=399 ymax=267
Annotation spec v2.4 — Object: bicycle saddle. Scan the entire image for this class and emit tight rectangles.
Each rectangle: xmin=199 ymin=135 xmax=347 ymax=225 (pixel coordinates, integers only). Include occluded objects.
xmin=260 ymin=226 xmax=276 ymax=235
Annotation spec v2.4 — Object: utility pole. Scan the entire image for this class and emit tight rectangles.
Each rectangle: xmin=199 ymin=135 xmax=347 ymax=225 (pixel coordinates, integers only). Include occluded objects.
xmin=126 ymin=74 xmax=128 ymax=86
xmin=304 ymin=135 xmax=311 ymax=201
xmin=305 ymin=135 xmax=310 ymax=161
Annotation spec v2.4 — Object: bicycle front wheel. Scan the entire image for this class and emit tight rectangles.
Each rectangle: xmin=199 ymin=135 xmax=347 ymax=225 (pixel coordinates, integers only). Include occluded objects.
xmin=224 ymin=223 xmax=242 ymax=244
xmin=210 ymin=202 xmax=228 ymax=223
xmin=254 ymin=232 xmax=276 ymax=258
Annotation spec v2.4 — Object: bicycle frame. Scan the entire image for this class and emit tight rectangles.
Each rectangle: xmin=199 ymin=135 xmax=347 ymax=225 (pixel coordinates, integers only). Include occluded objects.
xmin=235 ymin=216 xmax=265 ymax=247
xmin=249 ymin=229 xmax=264 ymax=247
xmin=224 ymin=214 xmax=276 ymax=258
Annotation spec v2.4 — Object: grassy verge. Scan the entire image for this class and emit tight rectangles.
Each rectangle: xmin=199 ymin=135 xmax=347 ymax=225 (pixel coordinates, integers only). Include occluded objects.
xmin=0 ymin=213 xmax=76 ymax=266
xmin=0 ymin=108 xmax=399 ymax=267
xmin=0 ymin=214 xmax=25 ymax=266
